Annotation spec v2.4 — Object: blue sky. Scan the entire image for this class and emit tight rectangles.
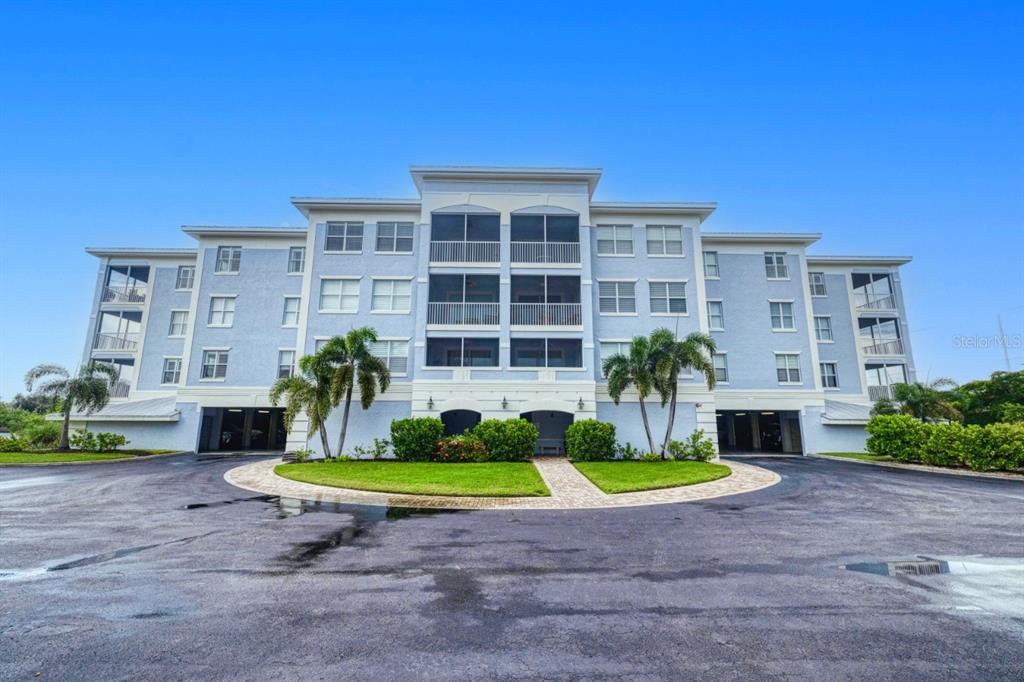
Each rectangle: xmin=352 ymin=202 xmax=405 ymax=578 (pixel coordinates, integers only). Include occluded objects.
xmin=1 ymin=1 xmax=1021 ymax=397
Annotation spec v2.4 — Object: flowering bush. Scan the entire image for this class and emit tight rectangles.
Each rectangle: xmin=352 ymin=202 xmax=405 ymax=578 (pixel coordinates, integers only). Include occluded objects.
xmin=433 ymin=435 xmax=489 ymax=462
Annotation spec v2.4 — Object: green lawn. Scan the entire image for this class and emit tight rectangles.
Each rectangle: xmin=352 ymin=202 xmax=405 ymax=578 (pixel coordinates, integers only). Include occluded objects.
xmin=0 ymin=451 xmax=135 ymax=464
xmin=275 ymin=461 xmax=552 ymax=497
xmin=818 ymin=452 xmax=893 ymax=462
xmin=574 ymin=460 xmax=732 ymax=494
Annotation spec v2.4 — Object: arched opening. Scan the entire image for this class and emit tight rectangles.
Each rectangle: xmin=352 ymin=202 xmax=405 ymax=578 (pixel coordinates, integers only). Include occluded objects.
xmin=440 ymin=409 xmax=482 ymax=436
xmin=520 ymin=411 xmax=575 ymax=455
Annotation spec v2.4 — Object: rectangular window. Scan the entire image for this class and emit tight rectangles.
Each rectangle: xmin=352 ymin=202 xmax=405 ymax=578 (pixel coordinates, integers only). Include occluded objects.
xmin=325 ymin=222 xmax=363 ymax=252
xmin=208 ymin=296 xmax=236 ymax=326
xmin=510 ymin=338 xmax=583 ymax=368
xmin=319 ymin=279 xmax=360 ymax=313
xmin=775 ymin=354 xmax=801 ymax=383
xmin=599 ymin=341 xmax=631 ymax=373
xmin=370 ymin=339 xmax=410 ymax=374
xmin=278 ymin=350 xmax=296 ymax=379
xmin=713 ymin=353 xmax=729 ymax=383
xmin=201 ymin=350 xmax=229 ymax=380
xmin=764 ymin=252 xmax=789 ymax=279
xmin=645 ymin=225 xmax=683 ymax=256
xmin=597 ymin=281 xmax=636 ymax=314
xmin=703 ymin=251 xmax=720 ymax=278
xmin=175 ymin=265 xmax=195 ymax=290
xmin=168 ymin=310 xmax=189 ymax=337
xmin=161 ymin=357 xmax=182 ymax=385
xmin=215 ymin=246 xmax=241 ymax=273
xmin=820 ymin=362 xmax=839 ymax=388
xmin=814 ymin=315 xmax=834 ymax=342
xmin=288 ymin=247 xmax=305 ymax=273
xmin=371 ymin=279 xmax=412 ymax=313
xmin=596 ymin=225 xmax=634 ymax=255
xmin=770 ymin=301 xmax=795 ymax=330
xmin=808 ymin=271 xmax=827 ymax=296
xmin=376 ymin=222 xmax=414 ymax=253
xmin=282 ymin=297 xmax=300 ymax=326
xmin=707 ymin=301 xmax=725 ymax=330
xmin=425 ymin=337 xmax=499 ymax=367
xmin=649 ymin=281 xmax=687 ymax=314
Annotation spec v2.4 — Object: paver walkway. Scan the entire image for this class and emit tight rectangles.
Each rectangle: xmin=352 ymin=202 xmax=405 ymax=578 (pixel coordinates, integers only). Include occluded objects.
xmin=224 ymin=457 xmax=781 ymax=510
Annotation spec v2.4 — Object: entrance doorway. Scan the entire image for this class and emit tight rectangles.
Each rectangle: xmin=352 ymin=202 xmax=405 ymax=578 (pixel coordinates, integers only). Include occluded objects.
xmin=716 ymin=410 xmax=803 ymax=454
xmin=521 ymin=411 xmax=574 ymax=455
xmin=440 ymin=409 xmax=481 ymax=436
xmin=198 ymin=408 xmax=287 ymax=452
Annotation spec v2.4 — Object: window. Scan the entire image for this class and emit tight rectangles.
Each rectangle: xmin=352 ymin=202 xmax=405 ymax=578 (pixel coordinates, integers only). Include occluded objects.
xmin=175 ymin=265 xmax=195 ymax=290
xmin=161 ymin=357 xmax=182 ymax=385
xmin=201 ymin=350 xmax=229 ymax=380
xmin=426 ymin=337 xmax=499 ymax=367
xmin=649 ymin=281 xmax=687 ymax=314
xmin=288 ymin=247 xmax=305 ymax=274
xmin=707 ymin=301 xmax=725 ymax=330
xmin=713 ymin=353 xmax=729 ymax=383
xmin=814 ymin=315 xmax=834 ymax=342
xmin=775 ymin=354 xmax=801 ymax=383
xmin=598 ymin=281 xmax=636 ymax=314
xmin=370 ymin=339 xmax=410 ymax=374
xmin=599 ymin=341 xmax=631 ymax=374
xmin=852 ymin=273 xmax=896 ymax=309
xmin=282 ymin=297 xmax=300 ymax=326
xmin=596 ymin=225 xmax=633 ymax=255
xmin=376 ymin=222 xmax=414 ymax=253
xmin=325 ymin=222 xmax=364 ymax=252
xmin=510 ymin=338 xmax=583 ymax=368
xmin=808 ymin=271 xmax=827 ymax=296
xmin=371 ymin=279 xmax=412 ymax=313
xmin=208 ymin=296 xmax=236 ymax=326
xmin=215 ymin=246 xmax=241 ymax=273
xmin=278 ymin=350 xmax=296 ymax=379
xmin=646 ymin=225 xmax=683 ymax=256
xmin=703 ymin=251 xmax=720 ymax=278
xmin=168 ymin=310 xmax=189 ymax=337
xmin=764 ymin=252 xmax=789 ymax=279
xmin=820 ymin=362 xmax=839 ymax=388
xmin=770 ymin=301 xmax=795 ymax=330
xmin=319 ymin=279 xmax=360 ymax=313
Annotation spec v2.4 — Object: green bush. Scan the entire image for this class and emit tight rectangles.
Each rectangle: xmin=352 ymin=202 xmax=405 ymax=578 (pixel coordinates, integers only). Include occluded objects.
xmin=22 ymin=421 xmax=60 ymax=448
xmin=0 ymin=436 xmax=27 ymax=452
xmin=96 ymin=432 xmax=128 ymax=452
xmin=472 ymin=418 xmax=538 ymax=461
xmin=616 ymin=442 xmax=642 ymax=460
xmin=963 ymin=422 xmax=1024 ymax=471
xmin=866 ymin=415 xmax=928 ymax=462
xmin=433 ymin=435 xmax=489 ymax=462
xmin=921 ymin=422 xmax=966 ymax=467
xmin=639 ymin=451 xmax=662 ymax=462
xmin=70 ymin=429 xmax=98 ymax=451
xmin=565 ymin=420 xmax=616 ymax=461
xmin=390 ymin=417 xmax=444 ymax=461
xmin=667 ymin=429 xmax=717 ymax=462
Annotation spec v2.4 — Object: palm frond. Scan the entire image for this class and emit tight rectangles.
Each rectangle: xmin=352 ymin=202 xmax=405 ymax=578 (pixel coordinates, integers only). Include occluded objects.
xmin=25 ymin=364 xmax=69 ymax=392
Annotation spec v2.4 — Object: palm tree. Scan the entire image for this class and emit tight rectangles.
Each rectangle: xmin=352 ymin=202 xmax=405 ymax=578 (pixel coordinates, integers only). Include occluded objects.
xmin=649 ymin=329 xmax=717 ymax=458
xmin=603 ymin=335 xmax=659 ymax=453
xmin=320 ymin=327 xmax=391 ymax=456
xmin=887 ymin=378 xmax=961 ymax=422
xmin=24 ymin=362 xmax=119 ymax=451
xmin=270 ymin=349 xmax=336 ymax=458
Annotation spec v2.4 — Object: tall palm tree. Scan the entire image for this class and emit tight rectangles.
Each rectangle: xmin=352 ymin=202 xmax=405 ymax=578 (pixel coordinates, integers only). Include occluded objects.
xmin=320 ymin=327 xmax=391 ymax=456
xmin=270 ymin=349 xmax=335 ymax=457
xmin=890 ymin=378 xmax=961 ymax=422
xmin=602 ymin=335 xmax=659 ymax=453
xmin=25 ymin=362 xmax=119 ymax=451
xmin=650 ymin=328 xmax=717 ymax=458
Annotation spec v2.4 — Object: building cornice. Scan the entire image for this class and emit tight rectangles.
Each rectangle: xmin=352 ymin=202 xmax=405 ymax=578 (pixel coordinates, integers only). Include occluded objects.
xmin=182 ymin=226 xmax=308 ymax=240
xmin=701 ymin=232 xmax=822 ymax=246
xmin=806 ymin=255 xmax=912 ymax=266
xmin=590 ymin=201 xmax=717 ymax=219
xmin=409 ymin=165 xmax=603 ymax=196
xmin=290 ymin=197 xmax=422 ymax=217
xmin=85 ymin=247 xmax=197 ymax=259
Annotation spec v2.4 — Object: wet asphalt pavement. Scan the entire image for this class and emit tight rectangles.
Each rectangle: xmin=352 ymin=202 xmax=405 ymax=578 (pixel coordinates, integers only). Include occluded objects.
xmin=1 ymin=453 xmax=1022 ymax=680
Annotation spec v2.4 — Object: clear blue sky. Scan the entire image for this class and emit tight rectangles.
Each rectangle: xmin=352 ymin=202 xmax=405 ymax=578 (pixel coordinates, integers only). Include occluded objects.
xmin=1 ymin=1 xmax=1022 ymax=398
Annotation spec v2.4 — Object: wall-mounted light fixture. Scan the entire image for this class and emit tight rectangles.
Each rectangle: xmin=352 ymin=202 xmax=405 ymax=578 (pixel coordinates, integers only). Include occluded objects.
xmin=426 ymin=396 xmax=434 ymax=410
xmin=501 ymin=396 xmax=508 ymax=409
xmin=577 ymin=397 xmax=585 ymax=410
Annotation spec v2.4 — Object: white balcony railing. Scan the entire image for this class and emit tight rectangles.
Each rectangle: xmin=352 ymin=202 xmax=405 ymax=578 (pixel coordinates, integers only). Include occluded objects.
xmin=93 ymin=332 xmax=139 ymax=351
xmin=511 ymin=302 xmax=582 ymax=326
xmin=511 ymin=241 xmax=581 ymax=264
xmin=102 ymin=285 xmax=147 ymax=304
xmin=110 ymin=380 xmax=131 ymax=398
xmin=857 ymin=294 xmax=897 ymax=311
xmin=427 ymin=302 xmax=500 ymax=326
xmin=429 ymin=241 xmax=500 ymax=263
xmin=868 ymin=385 xmax=894 ymax=402
xmin=862 ymin=339 xmax=905 ymax=356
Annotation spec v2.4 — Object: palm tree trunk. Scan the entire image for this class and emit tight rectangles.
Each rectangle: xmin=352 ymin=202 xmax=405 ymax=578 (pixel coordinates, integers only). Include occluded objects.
xmin=318 ymin=423 xmax=332 ymax=459
xmin=660 ymin=380 xmax=678 ymax=459
xmin=336 ymin=384 xmax=354 ymax=457
xmin=638 ymin=397 xmax=656 ymax=454
xmin=59 ymin=405 xmax=72 ymax=451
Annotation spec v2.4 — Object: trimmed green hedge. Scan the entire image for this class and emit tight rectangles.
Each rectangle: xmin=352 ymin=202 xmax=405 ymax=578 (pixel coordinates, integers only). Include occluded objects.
xmin=390 ymin=417 xmax=539 ymax=462
xmin=391 ymin=417 xmax=445 ymax=461
xmin=472 ymin=418 xmax=538 ymax=462
xmin=866 ymin=415 xmax=1024 ymax=472
xmin=565 ymin=419 xmax=616 ymax=461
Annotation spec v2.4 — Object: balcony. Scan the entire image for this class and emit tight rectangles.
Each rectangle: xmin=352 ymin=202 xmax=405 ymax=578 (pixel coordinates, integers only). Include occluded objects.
xmin=429 ymin=241 xmax=500 ymax=264
xmin=427 ymin=302 xmax=500 ymax=326
xmin=511 ymin=303 xmax=582 ymax=326
xmin=863 ymin=339 xmax=904 ymax=356
xmin=102 ymin=284 xmax=147 ymax=304
xmin=868 ymin=385 xmax=894 ymax=402
xmin=511 ymin=241 xmax=581 ymax=265
xmin=110 ymin=380 xmax=131 ymax=398
xmin=857 ymin=294 xmax=897 ymax=311
xmin=93 ymin=332 xmax=139 ymax=351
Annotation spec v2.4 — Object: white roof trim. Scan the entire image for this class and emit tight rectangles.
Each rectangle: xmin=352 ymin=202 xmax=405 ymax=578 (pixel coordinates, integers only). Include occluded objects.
xmin=807 ymin=255 xmax=913 ymax=266
xmin=701 ymin=232 xmax=822 ymax=245
xmin=183 ymin=226 xmax=308 ymax=240
xmin=431 ymin=203 xmax=500 ymax=215
xmin=86 ymin=247 xmax=197 ymax=259
xmin=409 ymin=165 xmax=603 ymax=196
xmin=510 ymin=204 xmax=579 ymax=216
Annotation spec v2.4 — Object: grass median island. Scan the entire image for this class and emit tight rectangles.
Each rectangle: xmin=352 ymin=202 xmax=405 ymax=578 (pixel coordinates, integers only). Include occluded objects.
xmin=573 ymin=460 xmax=732 ymax=494
xmin=818 ymin=452 xmax=894 ymax=462
xmin=274 ymin=461 xmax=552 ymax=497
xmin=0 ymin=451 xmax=142 ymax=464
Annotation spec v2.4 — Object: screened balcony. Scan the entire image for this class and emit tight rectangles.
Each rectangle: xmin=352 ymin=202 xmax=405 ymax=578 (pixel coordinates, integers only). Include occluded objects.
xmin=853 ymin=273 xmax=897 ymax=311
xmin=427 ymin=274 xmax=500 ymax=325
xmin=93 ymin=310 xmax=143 ymax=351
xmin=860 ymin=317 xmax=904 ymax=355
xmin=102 ymin=264 xmax=149 ymax=304
xmin=510 ymin=275 xmax=582 ymax=326
xmin=91 ymin=358 xmax=135 ymax=397
xmin=429 ymin=210 xmax=501 ymax=263
xmin=866 ymin=363 xmax=907 ymax=401
xmin=510 ymin=211 xmax=581 ymax=264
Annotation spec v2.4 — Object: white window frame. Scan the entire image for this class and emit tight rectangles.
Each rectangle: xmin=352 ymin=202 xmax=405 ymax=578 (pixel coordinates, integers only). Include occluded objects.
xmin=370 ymin=277 xmax=412 ymax=314
xmin=168 ymin=310 xmax=189 ymax=337
xmin=278 ymin=349 xmax=296 ymax=379
xmin=287 ymin=247 xmax=305 ymax=274
xmin=703 ymin=251 xmax=720 ymax=278
xmin=598 ymin=339 xmax=632 ymax=377
xmin=371 ymin=338 xmax=410 ymax=376
xmin=207 ymin=295 xmax=236 ymax=327
xmin=808 ymin=271 xmax=827 ymax=297
xmin=774 ymin=352 xmax=802 ymax=385
xmin=597 ymin=279 xmax=638 ymax=315
xmin=648 ymin=279 xmax=688 ymax=316
xmin=161 ymin=357 xmax=182 ymax=385
xmin=814 ymin=315 xmax=834 ymax=343
xmin=820 ymin=361 xmax=839 ymax=389
xmin=281 ymin=296 xmax=300 ymax=327
xmin=595 ymin=225 xmax=634 ymax=256
xmin=645 ymin=224 xmax=684 ymax=257
xmin=318 ymin=277 xmax=360 ymax=314
xmin=769 ymin=300 xmax=796 ymax=331
xmin=713 ymin=352 xmax=729 ymax=384
xmin=214 ymin=246 xmax=241 ymax=274
xmin=174 ymin=265 xmax=195 ymax=290
xmin=764 ymin=252 xmax=790 ymax=280
xmin=324 ymin=221 xmax=364 ymax=254
xmin=200 ymin=349 xmax=229 ymax=381
xmin=707 ymin=300 xmax=725 ymax=331
xmin=375 ymin=222 xmax=414 ymax=254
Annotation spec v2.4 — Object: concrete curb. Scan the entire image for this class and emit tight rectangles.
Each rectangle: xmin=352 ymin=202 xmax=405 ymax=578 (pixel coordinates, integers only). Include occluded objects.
xmin=809 ymin=454 xmax=1024 ymax=481
xmin=0 ymin=450 xmax=194 ymax=468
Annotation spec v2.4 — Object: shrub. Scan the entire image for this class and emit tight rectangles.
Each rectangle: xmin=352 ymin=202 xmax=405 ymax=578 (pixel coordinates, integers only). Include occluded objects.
xmin=963 ymin=422 xmax=1024 ymax=471
xmin=866 ymin=415 xmax=927 ymax=462
xmin=0 ymin=436 xmax=27 ymax=452
xmin=96 ymin=432 xmax=128 ymax=452
xmin=390 ymin=417 xmax=444 ymax=461
xmin=472 ymin=418 xmax=538 ymax=461
xmin=921 ymin=422 xmax=966 ymax=467
xmin=565 ymin=420 xmax=616 ymax=461
xmin=292 ymin=448 xmax=313 ymax=463
xmin=667 ymin=429 xmax=717 ymax=462
xmin=433 ymin=435 xmax=489 ymax=462
xmin=616 ymin=442 xmax=642 ymax=460
xmin=22 ymin=421 xmax=60 ymax=448
xmin=639 ymin=451 xmax=661 ymax=462
xmin=351 ymin=438 xmax=391 ymax=460
xmin=70 ymin=429 xmax=98 ymax=451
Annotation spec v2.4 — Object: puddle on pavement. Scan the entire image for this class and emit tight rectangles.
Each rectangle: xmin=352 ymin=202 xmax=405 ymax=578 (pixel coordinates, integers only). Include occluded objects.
xmin=183 ymin=494 xmax=279 ymax=510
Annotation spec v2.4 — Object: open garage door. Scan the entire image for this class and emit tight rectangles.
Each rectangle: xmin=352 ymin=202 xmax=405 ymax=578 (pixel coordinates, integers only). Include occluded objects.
xmin=716 ymin=410 xmax=803 ymax=454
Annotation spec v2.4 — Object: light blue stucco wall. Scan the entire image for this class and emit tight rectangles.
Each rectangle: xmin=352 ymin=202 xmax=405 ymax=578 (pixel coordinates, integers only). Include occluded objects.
xmin=801 ymin=406 xmax=868 ymax=453
xmin=307 ymin=400 xmax=412 ymax=456
xmin=70 ymin=401 xmax=202 ymax=452
xmin=597 ymin=400 xmax=699 ymax=451
xmin=137 ymin=266 xmax=193 ymax=390
xmin=810 ymin=273 xmax=863 ymax=395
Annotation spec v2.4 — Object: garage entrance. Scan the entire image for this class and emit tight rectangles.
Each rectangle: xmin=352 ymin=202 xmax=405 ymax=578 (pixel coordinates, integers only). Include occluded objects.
xmin=198 ymin=408 xmax=287 ymax=452
xmin=716 ymin=410 xmax=803 ymax=454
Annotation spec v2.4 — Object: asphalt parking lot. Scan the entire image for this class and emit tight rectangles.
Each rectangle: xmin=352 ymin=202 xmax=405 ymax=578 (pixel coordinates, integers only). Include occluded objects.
xmin=1 ymin=453 xmax=1022 ymax=680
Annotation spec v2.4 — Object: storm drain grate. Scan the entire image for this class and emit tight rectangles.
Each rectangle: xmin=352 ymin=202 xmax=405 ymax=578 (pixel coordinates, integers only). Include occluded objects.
xmin=889 ymin=560 xmax=946 ymax=576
